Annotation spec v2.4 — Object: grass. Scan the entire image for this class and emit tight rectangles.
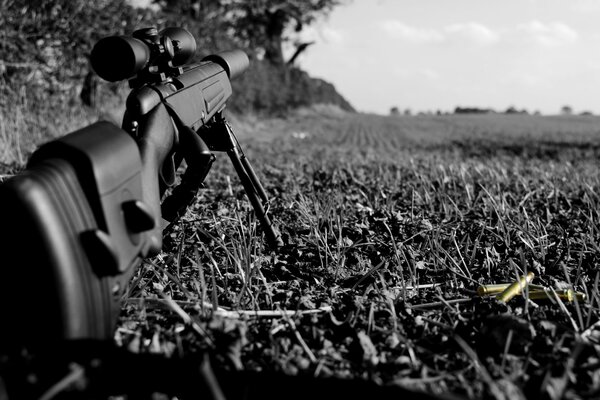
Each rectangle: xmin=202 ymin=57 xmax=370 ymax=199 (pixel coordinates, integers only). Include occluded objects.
xmin=0 ymin=85 xmax=124 ymax=169
xmin=123 ymin=108 xmax=600 ymax=398
xmin=3 ymin=101 xmax=600 ymax=398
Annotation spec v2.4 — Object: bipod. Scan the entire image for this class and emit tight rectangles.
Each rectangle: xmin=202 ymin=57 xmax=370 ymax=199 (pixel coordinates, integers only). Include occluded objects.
xmin=198 ymin=113 xmax=283 ymax=249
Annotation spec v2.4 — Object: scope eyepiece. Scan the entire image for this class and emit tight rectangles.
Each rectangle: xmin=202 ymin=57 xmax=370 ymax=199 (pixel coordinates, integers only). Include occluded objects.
xmin=91 ymin=27 xmax=196 ymax=83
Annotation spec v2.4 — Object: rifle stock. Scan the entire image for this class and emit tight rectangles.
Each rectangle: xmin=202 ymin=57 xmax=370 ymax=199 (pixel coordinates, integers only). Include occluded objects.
xmin=0 ymin=123 xmax=145 ymax=345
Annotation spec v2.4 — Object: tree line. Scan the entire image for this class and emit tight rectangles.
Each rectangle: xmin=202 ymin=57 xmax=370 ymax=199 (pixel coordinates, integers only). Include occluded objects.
xmin=0 ymin=0 xmax=353 ymax=115
xmin=390 ymin=105 xmax=595 ymax=117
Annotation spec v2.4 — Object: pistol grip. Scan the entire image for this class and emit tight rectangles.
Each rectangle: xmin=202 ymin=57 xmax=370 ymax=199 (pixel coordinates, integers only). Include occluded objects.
xmin=137 ymin=104 xmax=177 ymax=255
xmin=161 ymin=126 xmax=215 ymax=223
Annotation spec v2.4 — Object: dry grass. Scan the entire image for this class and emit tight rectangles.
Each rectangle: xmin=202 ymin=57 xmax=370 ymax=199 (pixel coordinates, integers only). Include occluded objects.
xmin=0 ymin=85 xmax=125 ymax=168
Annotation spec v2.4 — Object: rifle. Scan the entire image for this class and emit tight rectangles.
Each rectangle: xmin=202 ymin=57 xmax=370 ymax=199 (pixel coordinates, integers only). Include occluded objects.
xmin=0 ymin=27 xmax=458 ymax=400
xmin=0 ymin=26 xmax=282 ymax=347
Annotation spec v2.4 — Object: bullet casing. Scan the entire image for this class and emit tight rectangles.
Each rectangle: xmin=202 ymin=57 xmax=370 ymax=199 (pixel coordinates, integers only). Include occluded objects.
xmin=527 ymin=289 xmax=586 ymax=303
xmin=496 ymin=272 xmax=535 ymax=303
xmin=477 ymin=284 xmax=510 ymax=296
xmin=476 ymin=280 xmax=586 ymax=303
xmin=477 ymin=283 xmax=545 ymax=296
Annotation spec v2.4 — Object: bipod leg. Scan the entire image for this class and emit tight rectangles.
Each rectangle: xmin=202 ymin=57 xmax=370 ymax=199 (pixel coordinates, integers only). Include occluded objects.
xmin=240 ymin=153 xmax=269 ymax=204
xmin=200 ymin=114 xmax=283 ymax=249
xmin=218 ymin=120 xmax=282 ymax=249
xmin=227 ymin=145 xmax=283 ymax=249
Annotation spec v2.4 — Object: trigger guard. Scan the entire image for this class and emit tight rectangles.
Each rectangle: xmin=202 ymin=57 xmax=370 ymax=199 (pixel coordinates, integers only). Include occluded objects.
xmin=160 ymin=151 xmax=177 ymax=187
xmin=159 ymin=109 xmax=180 ymax=188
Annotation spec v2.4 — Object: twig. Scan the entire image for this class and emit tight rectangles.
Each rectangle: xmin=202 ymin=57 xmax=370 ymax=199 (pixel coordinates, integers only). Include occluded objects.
xmin=385 ymin=283 xmax=444 ymax=298
xmin=280 ymin=310 xmax=318 ymax=363
xmin=125 ymin=298 xmax=332 ymax=319
xmin=125 ymin=297 xmax=224 ymax=312
xmin=228 ymin=307 xmax=332 ymax=318
xmin=408 ymin=298 xmax=471 ymax=310
xmin=157 ymin=290 xmax=213 ymax=344
xmin=39 ymin=363 xmax=85 ymax=400
xmin=149 ymin=260 xmax=194 ymax=300
xmin=403 ymin=283 xmax=440 ymax=290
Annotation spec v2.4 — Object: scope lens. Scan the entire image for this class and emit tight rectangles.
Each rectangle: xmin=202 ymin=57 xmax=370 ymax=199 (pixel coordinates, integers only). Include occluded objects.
xmin=159 ymin=27 xmax=197 ymax=66
xmin=91 ymin=36 xmax=151 ymax=82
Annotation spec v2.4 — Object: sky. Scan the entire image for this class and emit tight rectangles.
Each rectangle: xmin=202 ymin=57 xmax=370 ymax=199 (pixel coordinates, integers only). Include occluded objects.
xmin=289 ymin=0 xmax=600 ymax=115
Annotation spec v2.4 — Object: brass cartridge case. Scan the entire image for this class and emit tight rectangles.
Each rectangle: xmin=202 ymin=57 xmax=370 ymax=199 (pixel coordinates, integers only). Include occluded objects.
xmin=477 ymin=283 xmax=544 ymax=297
xmin=528 ymin=289 xmax=586 ymax=303
xmin=477 ymin=284 xmax=510 ymax=297
xmin=496 ymin=272 xmax=535 ymax=303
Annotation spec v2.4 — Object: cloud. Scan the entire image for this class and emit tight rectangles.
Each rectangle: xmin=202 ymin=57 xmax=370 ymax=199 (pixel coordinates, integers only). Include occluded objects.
xmin=381 ymin=21 xmax=499 ymax=46
xmin=380 ymin=20 xmax=579 ymax=48
xmin=381 ymin=21 xmax=444 ymax=44
xmin=515 ymin=21 xmax=579 ymax=46
xmin=444 ymin=22 xmax=500 ymax=45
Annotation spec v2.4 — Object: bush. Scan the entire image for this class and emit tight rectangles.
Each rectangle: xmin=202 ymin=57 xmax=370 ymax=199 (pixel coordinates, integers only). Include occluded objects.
xmin=230 ymin=60 xmax=354 ymax=115
xmin=1 ymin=0 xmax=155 ymax=97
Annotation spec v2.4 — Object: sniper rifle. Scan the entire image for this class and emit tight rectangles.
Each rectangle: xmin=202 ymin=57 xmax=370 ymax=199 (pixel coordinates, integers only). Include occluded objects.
xmin=0 ymin=26 xmax=282 ymax=347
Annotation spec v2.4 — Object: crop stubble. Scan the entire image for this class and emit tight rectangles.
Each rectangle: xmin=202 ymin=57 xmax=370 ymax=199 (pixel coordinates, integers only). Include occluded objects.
xmin=121 ymin=111 xmax=600 ymax=398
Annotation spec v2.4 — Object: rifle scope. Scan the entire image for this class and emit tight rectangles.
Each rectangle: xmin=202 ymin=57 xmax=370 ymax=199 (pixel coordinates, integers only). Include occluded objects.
xmin=91 ymin=27 xmax=250 ymax=84
xmin=91 ymin=27 xmax=197 ymax=82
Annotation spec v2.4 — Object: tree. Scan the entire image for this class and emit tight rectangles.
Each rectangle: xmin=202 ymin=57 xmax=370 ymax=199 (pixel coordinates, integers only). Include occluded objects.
xmin=561 ymin=105 xmax=573 ymax=115
xmin=160 ymin=0 xmax=202 ymax=18
xmin=505 ymin=106 xmax=528 ymax=115
xmin=1 ymin=0 xmax=155 ymax=103
xmin=221 ymin=0 xmax=342 ymax=65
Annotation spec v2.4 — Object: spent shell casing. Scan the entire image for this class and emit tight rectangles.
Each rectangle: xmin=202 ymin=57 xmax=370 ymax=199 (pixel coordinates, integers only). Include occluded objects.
xmin=527 ymin=289 xmax=587 ymax=303
xmin=477 ymin=284 xmax=511 ymax=296
xmin=477 ymin=283 xmax=545 ymax=297
xmin=496 ymin=272 xmax=535 ymax=303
